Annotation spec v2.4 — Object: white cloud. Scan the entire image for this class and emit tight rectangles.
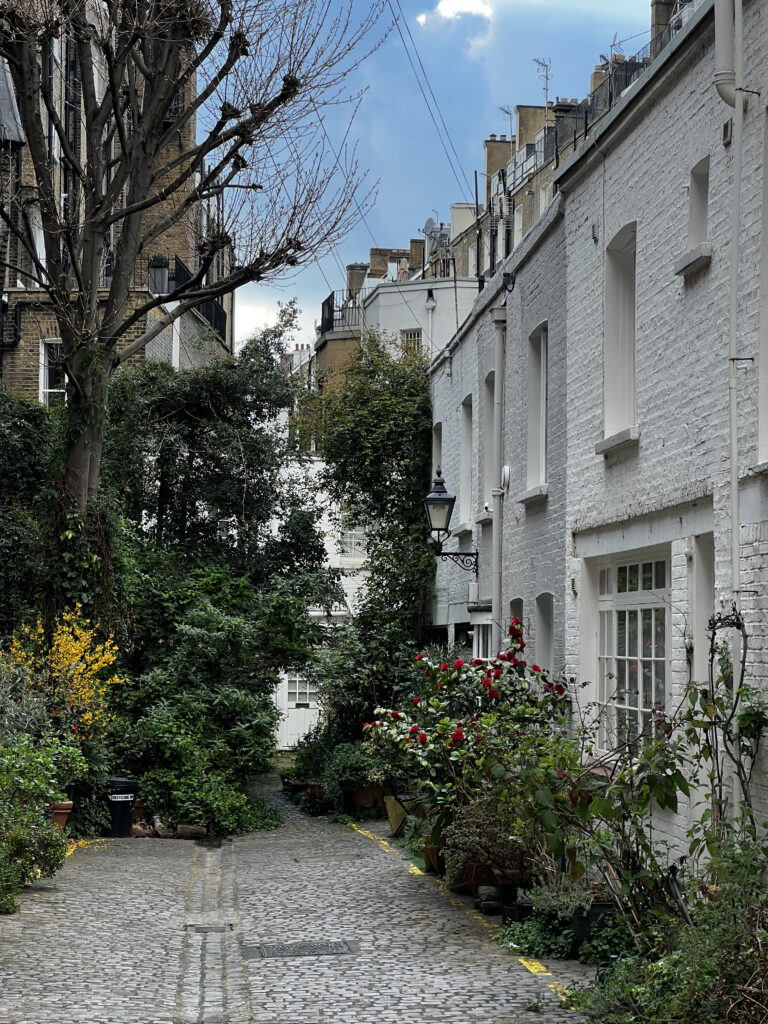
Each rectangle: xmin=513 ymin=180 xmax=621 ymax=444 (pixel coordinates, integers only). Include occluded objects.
xmin=416 ymin=0 xmax=493 ymax=26
xmin=436 ymin=0 xmax=492 ymax=17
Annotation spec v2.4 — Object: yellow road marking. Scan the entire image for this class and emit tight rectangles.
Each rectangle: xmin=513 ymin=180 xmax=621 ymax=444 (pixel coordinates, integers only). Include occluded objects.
xmin=349 ymin=821 xmax=574 ymax=1003
xmin=518 ymin=957 xmax=552 ymax=976
xmin=548 ymin=981 xmax=571 ymax=1004
xmin=66 ymin=838 xmax=107 ymax=857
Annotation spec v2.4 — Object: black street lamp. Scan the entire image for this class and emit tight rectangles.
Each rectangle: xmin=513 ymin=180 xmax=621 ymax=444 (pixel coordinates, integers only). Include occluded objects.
xmin=424 ymin=468 xmax=478 ymax=578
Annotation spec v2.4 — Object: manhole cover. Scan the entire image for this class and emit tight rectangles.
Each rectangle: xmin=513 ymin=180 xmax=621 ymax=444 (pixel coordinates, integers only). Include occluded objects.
xmin=245 ymin=939 xmax=350 ymax=959
xmin=185 ymin=923 xmax=233 ymax=933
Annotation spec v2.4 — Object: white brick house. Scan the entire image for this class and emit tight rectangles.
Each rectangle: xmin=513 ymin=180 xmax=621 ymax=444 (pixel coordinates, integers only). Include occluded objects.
xmin=428 ymin=0 xmax=768 ymax=839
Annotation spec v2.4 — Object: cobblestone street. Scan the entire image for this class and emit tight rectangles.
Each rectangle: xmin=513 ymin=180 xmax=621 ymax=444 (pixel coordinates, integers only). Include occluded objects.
xmin=0 ymin=780 xmax=589 ymax=1024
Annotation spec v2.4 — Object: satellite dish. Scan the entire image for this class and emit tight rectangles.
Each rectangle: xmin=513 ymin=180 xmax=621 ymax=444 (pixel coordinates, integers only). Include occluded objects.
xmin=422 ymin=217 xmax=436 ymax=237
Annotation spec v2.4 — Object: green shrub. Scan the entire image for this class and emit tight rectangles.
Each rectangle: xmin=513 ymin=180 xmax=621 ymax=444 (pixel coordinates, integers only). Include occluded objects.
xmin=575 ymin=836 xmax=768 ymax=1023
xmin=0 ymin=734 xmax=85 ymax=913
xmin=496 ymin=913 xmax=577 ymax=960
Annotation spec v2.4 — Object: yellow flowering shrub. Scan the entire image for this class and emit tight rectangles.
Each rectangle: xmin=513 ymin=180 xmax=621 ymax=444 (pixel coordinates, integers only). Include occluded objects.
xmin=7 ymin=607 xmax=122 ymax=740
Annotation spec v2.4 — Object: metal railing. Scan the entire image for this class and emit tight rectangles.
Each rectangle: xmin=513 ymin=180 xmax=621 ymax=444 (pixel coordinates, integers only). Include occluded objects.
xmin=320 ymin=288 xmax=372 ymax=334
xmin=553 ymin=0 xmax=706 ymax=168
xmin=96 ymin=253 xmax=227 ymax=342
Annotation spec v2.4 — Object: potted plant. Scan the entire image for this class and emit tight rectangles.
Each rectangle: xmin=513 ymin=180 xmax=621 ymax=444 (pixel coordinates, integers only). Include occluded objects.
xmin=148 ymin=254 xmax=169 ymax=294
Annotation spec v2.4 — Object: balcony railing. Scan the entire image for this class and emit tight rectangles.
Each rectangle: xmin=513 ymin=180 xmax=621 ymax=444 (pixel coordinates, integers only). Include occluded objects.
xmin=553 ymin=0 xmax=706 ymax=167
xmin=96 ymin=254 xmax=228 ymax=343
xmin=320 ymin=288 xmax=372 ymax=334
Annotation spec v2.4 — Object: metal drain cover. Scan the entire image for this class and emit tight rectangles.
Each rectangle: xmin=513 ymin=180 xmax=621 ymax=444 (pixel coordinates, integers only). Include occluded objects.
xmin=247 ymin=939 xmax=350 ymax=959
xmin=185 ymin=923 xmax=233 ymax=933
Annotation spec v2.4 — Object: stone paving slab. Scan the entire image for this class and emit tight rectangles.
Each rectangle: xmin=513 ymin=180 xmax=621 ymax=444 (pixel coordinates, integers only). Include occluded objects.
xmin=0 ymin=778 xmax=589 ymax=1023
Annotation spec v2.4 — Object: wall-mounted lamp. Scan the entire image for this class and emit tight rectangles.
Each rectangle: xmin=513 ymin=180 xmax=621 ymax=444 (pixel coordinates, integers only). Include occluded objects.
xmin=424 ymin=468 xmax=478 ymax=578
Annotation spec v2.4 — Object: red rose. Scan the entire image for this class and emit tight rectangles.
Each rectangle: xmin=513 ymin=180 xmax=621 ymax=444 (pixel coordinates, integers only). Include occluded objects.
xmin=511 ymin=617 xmax=520 ymax=626
xmin=519 ymin=640 xmax=525 ymax=649
xmin=482 ymin=678 xmax=492 ymax=687
xmin=440 ymin=662 xmax=448 ymax=671
xmin=363 ymin=722 xmax=371 ymax=729
xmin=438 ymin=682 xmax=444 ymax=689
xmin=451 ymin=729 xmax=464 ymax=741
xmin=409 ymin=724 xmax=419 ymax=734
xmin=489 ymin=688 xmax=500 ymax=699
xmin=418 ymin=732 xmax=427 ymax=744
xmin=413 ymin=697 xmax=421 ymax=706
xmin=71 ymin=725 xmax=78 ymax=733
xmin=472 ymin=658 xmax=484 ymax=666
xmin=493 ymin=668 xmax=502 ymax=679
xmin=519 ymin=660 xmax=526 ymax=668
xmin=555 ymin=684 xmax=565 ymax=696
xmin=532 ymin=664 xmax=541 ymax=673
xmin=415 ymin=653 xmax=424 ymax=660
xmin=392 ymin=711 xmax=400 ymax=720
xmin=454 ymin=658 xmax=465 ymax=669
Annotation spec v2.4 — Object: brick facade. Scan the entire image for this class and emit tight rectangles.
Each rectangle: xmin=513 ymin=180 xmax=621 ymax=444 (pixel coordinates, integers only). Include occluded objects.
xmin=430 ymin=0 xmax=768 ymax=843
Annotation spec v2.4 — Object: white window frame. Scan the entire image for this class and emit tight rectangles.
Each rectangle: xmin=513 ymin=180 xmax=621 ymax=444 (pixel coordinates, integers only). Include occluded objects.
xmin=39 ymin=338 xmax=66 ymax=406
xmin=604 ymin=222 xmax=637 ymax=438
xmin=473 ymin=622 xmax=493 ymax=661
xmin=400 ymin=328 xmax=422 ymax=353
xmin=595 ymin=549 xmax=669 ymax=751
xmin=688 ymin=156 xmax=710 ymax=249
xmin=284 ymin=669 xmax=318 ymax=710
xmin=339 ymin=528 xmax=366 ymax=561
xmin=459 ymin=394 xmax=473 ymax=523
xmin=527 ymin=322 xmax=548 ymax=488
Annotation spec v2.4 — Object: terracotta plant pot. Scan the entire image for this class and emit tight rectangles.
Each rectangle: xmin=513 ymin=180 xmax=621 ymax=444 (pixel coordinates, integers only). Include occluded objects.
xmin=51 ymin=800 xmax=73 ymax=830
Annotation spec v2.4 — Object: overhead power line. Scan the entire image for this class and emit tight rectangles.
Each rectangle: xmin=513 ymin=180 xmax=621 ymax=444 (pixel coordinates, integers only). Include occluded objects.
xmin=386 ymin=0 xmax=473 ymax=204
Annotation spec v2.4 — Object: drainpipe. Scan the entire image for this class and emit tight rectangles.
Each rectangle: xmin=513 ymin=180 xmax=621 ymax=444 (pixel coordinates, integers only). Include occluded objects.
xmin=715 ymin=0 xmax=742 ymax=612
xmin=490 ymin=305 xmax=506 ymax=654
xmin=715 ymin=0 xmax=743 ymax=816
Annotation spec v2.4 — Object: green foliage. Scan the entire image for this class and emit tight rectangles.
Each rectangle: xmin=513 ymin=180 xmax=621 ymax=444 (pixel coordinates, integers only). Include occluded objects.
xmin=369 ymin=622 xmax=574 ymax=833
xmin=576 ymin=843 xmax=768 ymax=1024
xmin=496 ymin=913 xmax=577 ymax=961
xmin=102 ymin=305 xmax=300 ymax=567
xmin=0 ymin=733 xmax=85 ymax=913
xmin=298 ymin=333 xmax=434 ymax=737
xmin=321 ymin=740 xmax=408 ymax=812
xmin=291 ymin=721 xmax=339 ymax=782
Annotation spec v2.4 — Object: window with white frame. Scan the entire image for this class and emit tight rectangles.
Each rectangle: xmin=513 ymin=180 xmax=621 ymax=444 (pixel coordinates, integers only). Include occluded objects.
xmin=460 ymin=394 xmax=473 ymax=522
xmin=400 ymin=328 xmax=422 ymax=354
xmin=474 ymin=622 xmax=492 ymax=660
xmin=514 ymin=203 xmax=523 ymax=245
xmin=483 ymin=372 xmax=494 ymax=508
xmin=39 ymin=339 xmax=66 ymax=406
xmin=285 ymin=669 xmax=318 ymax=709
xmin=339 ymin=528 xmax=366 ymax=559
xmin=604 ymin=222 xmax=637 ymax=437
xmin=527 ymin=322 xmax=548 ymax=488
xmin=432 ymin=421 xmax=442 ymax=479
xmin=688 ymin=156 xmax=710 ymax=249
xmin=596 ymin=552 xmax=668 ymax=750
xmin=535 ymin=592 xmax=554 ymax=674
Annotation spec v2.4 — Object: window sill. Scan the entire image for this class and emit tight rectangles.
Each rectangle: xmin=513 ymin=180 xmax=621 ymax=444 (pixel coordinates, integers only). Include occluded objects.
xmin=595 ymin=426 xmax=640 ymax=457
xmin=673 ymin=242 xmax=712 ymax=279
xmin=516 ymin=483 xmax=549 ymax=506
xmin=452 ymin=521 xmax=473 ymax=538
xmin=474 ymin=511 xmax=494 ymax=525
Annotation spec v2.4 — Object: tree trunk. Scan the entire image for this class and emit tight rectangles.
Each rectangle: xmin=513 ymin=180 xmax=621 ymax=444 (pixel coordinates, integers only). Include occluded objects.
xmin=63 ymin=353 xmax=112 ymax=516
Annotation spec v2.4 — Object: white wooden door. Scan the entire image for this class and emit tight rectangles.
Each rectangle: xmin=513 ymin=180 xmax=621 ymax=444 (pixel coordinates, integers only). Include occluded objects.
xmin=275 ymin=670 xmax=320 ymax=749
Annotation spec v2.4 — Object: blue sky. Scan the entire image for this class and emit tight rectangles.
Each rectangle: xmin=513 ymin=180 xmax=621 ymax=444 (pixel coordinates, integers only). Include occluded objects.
xmin=234 ymin=0 xmax=652 ymax=347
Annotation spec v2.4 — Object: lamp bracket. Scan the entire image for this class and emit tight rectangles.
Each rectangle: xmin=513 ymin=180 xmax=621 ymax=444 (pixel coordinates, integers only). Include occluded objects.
xmin=437 ymin=550 xmax=479 ymax=578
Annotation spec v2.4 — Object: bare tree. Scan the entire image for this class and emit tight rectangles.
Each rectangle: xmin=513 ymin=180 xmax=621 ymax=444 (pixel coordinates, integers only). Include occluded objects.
xmin=0 ymin=0 xmax=384 ymax=514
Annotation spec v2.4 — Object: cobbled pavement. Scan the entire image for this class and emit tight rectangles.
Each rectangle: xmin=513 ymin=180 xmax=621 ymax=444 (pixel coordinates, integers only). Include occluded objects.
xmin=0 ymin=777 xmax=590 ymax=1023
